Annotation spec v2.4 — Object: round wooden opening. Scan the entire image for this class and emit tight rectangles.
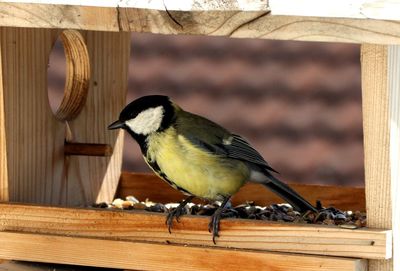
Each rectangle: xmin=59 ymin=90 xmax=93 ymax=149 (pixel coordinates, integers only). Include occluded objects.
xmin=48 ymin=30 xmax=90 ymax=121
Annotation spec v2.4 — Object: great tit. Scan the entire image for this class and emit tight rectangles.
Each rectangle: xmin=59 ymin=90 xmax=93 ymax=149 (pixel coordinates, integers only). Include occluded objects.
xmin=109 ymin=95 xmax=316 ymax=242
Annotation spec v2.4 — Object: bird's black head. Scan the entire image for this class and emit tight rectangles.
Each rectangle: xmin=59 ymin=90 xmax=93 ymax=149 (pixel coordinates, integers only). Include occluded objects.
xmin=108 ymin=95 xmax=176 ymax=140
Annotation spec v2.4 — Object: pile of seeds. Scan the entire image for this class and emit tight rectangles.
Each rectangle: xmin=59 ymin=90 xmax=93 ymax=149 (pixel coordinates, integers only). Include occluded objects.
xmin=93 ymin=196 xmax=366 ymax=228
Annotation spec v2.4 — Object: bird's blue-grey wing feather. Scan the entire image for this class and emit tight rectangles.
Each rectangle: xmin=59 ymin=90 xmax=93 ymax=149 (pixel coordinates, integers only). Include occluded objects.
xmin=224 ymin=134 xmax=279 ymax=173
xmin=177 ymin=112 xmax=278 ymax=172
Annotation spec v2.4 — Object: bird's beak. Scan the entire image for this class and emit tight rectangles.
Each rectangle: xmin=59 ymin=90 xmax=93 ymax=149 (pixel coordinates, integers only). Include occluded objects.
xmin=108 ymin=120 xmax=125 ymax=130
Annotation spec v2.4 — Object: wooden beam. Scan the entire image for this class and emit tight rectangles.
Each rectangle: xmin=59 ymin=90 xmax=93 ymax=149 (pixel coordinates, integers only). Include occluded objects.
xmin=0 ymin=231 xmax=367 ymax=271
xmin=0 ymin=203 xmax=391 ymax=259
xmin=1 ymin=0 xmax=399 ymax=20
xmin=361 ymin=44 xmax=400 ymax=270
xmin=388 ymin=45 xmax=400 ymax=271
xmin=0 ymin=1 xmax=400 ymax=44
xmin=361 ymin=43 xmax=391 ymax=271
xmin=0 ymin=28 xmax=7 ymax=202
xmin=117 ymin=172 xmax=366 ymax=212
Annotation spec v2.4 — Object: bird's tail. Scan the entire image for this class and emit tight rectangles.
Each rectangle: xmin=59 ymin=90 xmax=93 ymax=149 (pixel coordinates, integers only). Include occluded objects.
xmin=262 ymin=173 xmax=317 ymax=212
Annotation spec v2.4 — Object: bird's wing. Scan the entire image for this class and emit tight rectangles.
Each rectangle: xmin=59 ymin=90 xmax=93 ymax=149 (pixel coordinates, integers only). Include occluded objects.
xmin=224 ymin=134 xmax=278 ymax=173
xmin=177 ymin=111 xmax=278 ymax=173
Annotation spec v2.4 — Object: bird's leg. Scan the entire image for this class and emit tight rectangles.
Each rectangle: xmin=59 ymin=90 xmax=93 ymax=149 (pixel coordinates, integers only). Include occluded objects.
xmin=166 ymin=195 xmax=195 ymax=233
xmin=208 ymin=196 xmax=231 ymax=244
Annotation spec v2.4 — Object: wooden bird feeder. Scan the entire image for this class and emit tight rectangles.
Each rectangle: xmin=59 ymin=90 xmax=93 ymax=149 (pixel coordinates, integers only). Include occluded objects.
xmin=0 ymin=0 xmax=398 ymax=270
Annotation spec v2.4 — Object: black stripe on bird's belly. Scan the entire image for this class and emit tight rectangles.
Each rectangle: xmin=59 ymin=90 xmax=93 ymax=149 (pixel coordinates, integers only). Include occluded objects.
xmin=147 ymin=159 xmax=193 ymax=196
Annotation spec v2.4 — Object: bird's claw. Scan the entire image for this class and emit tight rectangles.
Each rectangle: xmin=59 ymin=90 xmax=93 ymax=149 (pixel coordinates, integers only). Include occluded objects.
xmin=165 ymin=195 xmax=195 ymax=234
xmin=166 ymin=206 xmax=184 ymax=233
xmin=207 ymin=197 xmax=231 ymax=244
xmin=208 ymin=208 xmax=223 ymax=244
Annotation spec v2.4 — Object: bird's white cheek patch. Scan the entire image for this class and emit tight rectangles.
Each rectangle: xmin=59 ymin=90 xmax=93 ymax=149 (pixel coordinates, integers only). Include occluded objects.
xmin=125 ymin=106 xmax=164 ymax=135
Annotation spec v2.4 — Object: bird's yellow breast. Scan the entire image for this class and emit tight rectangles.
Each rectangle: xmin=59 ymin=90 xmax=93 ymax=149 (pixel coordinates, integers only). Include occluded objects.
xmin=146 ymin=128 xmax=249 ymax=200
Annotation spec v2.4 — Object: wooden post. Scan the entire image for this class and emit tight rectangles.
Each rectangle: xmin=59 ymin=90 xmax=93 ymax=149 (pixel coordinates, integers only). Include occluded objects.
xmin=0 ymin=30 xmax=7 ymax=201
xmin=361 ymin=44 xmax=400 ymax=270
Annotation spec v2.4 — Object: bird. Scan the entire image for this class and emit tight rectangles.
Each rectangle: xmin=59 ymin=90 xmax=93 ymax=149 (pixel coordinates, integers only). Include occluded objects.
xmin=108 ymin=95 xmax=316 ymax=243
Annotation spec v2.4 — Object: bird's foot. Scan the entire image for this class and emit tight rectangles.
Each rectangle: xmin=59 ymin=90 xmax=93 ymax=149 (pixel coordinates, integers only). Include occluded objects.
xmin=208 ymin=208 xmax=223 ymax=244
xmin=166 ymin=195 xmax=195 ymax=233
xmin=166 ymin=205 xmax=186 ymax=233
xmin=208 ymin=197 xmax=232 ymax=244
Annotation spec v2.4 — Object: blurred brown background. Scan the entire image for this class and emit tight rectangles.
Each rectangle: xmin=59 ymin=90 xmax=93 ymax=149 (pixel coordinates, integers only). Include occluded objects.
xmin=48 ymin=33 xmax=363 ymax=187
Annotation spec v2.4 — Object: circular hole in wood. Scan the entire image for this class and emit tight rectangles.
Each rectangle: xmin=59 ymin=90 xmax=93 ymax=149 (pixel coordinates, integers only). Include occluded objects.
xmin=48 ymin=30 xmax=90 ymax=121
xmin=48 ymin=36 xmax=66 ymax=114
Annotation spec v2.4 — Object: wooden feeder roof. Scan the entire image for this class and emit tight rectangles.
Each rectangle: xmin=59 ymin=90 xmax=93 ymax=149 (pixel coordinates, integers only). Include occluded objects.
xmin=0 ymin=0 xmax=399 ymax=44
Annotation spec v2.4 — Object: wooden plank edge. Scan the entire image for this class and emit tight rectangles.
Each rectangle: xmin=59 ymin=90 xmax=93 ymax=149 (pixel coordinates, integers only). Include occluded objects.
xmin=0 ymin=0 xmax=398 ymax=21
xmin=0 ymin=231 xmax=367 ymax=271
xmin=0 ymin=3 xmax=400 ymax=45
xmin=117 ymin=172 xmax=366 ymax=212
xmin=361 ymin=43 xmax=395 ymax=271
xmin=0 ymin=202 xmax=391 ymax=260
xmin=388 ymin=45 xmax=400 ymax=271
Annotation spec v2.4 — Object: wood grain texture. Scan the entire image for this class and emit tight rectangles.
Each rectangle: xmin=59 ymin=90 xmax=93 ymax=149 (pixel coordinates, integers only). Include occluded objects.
xmin=0 ymin=4 xmax=119 ymax=31
xmin=1 ymin=2 xmax=400 ymax=44
xmin=361 ymin=45 xmax=391 ymax=229
xmin=0 ymin=28 xmax=128 ymax=206
xmin=55 ymin=30 xmax=90 ymax=121
xmin=388 ymin=45 xmax=400 ymax=271
xmin=0 ymin=32 xmax=7 ymax=202
xmin=64 ymin=31 xmax=130 ymax=205
xmin=0 ymin=27 xmax=66 ymax=204
xmin=119 ymin=11 xmax=400 ymax=44
xmin=0 ymin=0 xmax=396 ymax=18
xmin=3 ymin=0 xmax=400 ymax=20
xmin=0 ymin=232 xmax=367 ymax=271
xmin=361 ymin=44 xmax=396 ymax=270
xmin=0 ymin=203 xmax=391 ymax=259
xmin=117 ymin=172 xmax=366 ymax=211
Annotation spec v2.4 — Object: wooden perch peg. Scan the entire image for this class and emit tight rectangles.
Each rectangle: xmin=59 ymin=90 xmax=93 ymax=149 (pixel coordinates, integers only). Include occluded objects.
xmin=64 ymin=142 xmax=113 ymax=157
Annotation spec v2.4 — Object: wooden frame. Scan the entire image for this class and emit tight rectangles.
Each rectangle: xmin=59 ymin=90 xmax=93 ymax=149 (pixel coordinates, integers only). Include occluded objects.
xmin=361 ymin=44 xmax=400 ymax=271
xmin=0 ymin=200 xmax=391 ymax=259
xmin=0 ymin=0 xmax=399 ymax=270
xmin=0 ymin=232 xmax=367 ymax=271
xmin=0 ymin=0 xmax=400 ymax=44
